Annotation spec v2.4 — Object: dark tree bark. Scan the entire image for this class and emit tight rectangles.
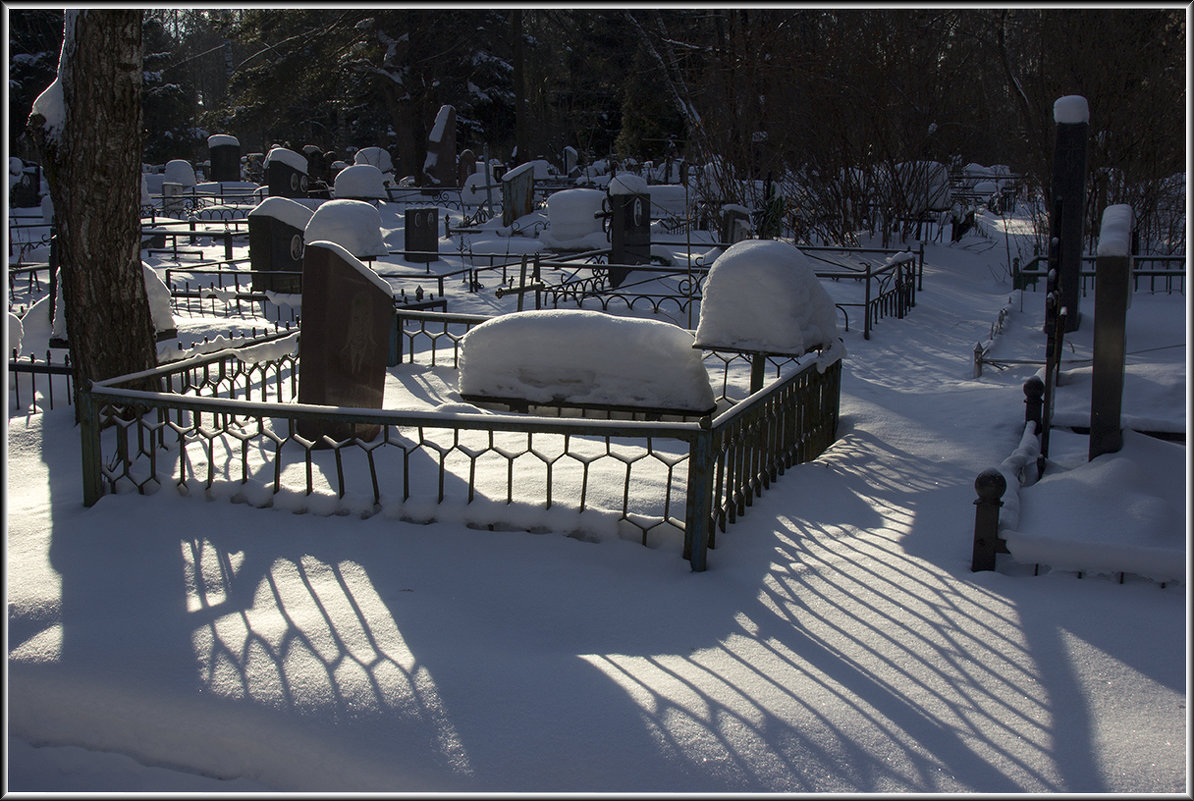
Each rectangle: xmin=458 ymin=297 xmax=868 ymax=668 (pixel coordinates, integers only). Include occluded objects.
xmin=27 ymin=10 xmax=157 ymax=411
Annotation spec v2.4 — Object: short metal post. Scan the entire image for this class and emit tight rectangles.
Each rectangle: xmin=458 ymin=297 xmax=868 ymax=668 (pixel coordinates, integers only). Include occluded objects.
xmin=684 ymin=417 xmax=715 ymax=572
xmin=79 ymin=381 xmax=104 ymax=507
xmin=1023 ymin=375 xmax=1045 ymax=434
xmin=973 ymin=341 xmax=984 ymax=378
xmin=971 ymin=468 xmax=1007 ymax=572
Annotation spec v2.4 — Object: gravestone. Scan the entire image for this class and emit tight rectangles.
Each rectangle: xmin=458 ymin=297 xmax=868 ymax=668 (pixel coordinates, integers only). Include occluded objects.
xmin=208 ymin=134 xmax=241 ymax=182
xmin=404 ymin=207 xmax=439 ymax=262
xmin=264 ymin=146 xmax=309 ymax=198
xmin=1048 ymin=95 xmax=1089 ymax=334
xmin=562 ymin=146 xmax=579 ymax=178
xmin=162 ymin=182 xmax=185 ymax=216
xmin=608 ymin=192 xmax=651 ymax=287
xmin=248 ymin=197 xmax=313 ymax=293
xmin=720 ymin=205 xmax=752 ymax=244
xmin=297 ymin=242 xmax=394 ymax=442
xmin=456 ymin=148 xmax=476 ymax=188
xmin=1089 ymin=204 xmax=1134 ymax=460
xmin=500 ymin=161 xmax=536 ymax=226
xmin=423 ymin=104 xmax=457 ymax=186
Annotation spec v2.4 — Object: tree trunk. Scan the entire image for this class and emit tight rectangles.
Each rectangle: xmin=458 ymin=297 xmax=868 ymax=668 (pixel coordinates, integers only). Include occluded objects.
xmin=27 ymin=10 xmax=157 ymax=413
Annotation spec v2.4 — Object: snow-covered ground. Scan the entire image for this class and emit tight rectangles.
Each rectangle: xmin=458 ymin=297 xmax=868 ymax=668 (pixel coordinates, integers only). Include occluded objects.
xmin=5 ymin=199 xmax=1188 ymax=792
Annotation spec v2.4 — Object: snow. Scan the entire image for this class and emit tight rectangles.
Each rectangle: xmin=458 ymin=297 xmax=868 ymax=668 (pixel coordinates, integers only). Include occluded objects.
xmin=428 ymin=105 xmax=453 ymax=143
xmin=460 ymin=171 xmax=493 ymax=206
xmin=539 ymin=188 xmax=605 ymax=249
xmin=206 ymin=133 xmax=239 ymax=149
xmin=247 ymin=196 xmax=314 ymax=231
xmin=333 ymin=164 xmax=387 ymax=200
xmin=263 ymin=146 xmax=308 ymax=174
xmin=1097 ymin=203 xmax=1133 ymax=257
xmin=164 ymin=159 xmax=196 ymax=187
xmin=502 ymin=161 xmax=535 ymax=185
xmin=694 ymin=239 xmax=846 ymax=368
xmin=303 ymin=199 xmax=386 ymax=258
xmin=1003 ymin=431 xmax=1185 ymax=583
xmin=353 ymin=146 xmax=394 ymax=177
xmin=8 ymin=311 xmax=24 ymax=354
xmin=5 ymin=199 xmax=1188 ymax=794
xmin=29 ymin=77 xmax=65 ymax=143
xmin=1053 ymin=94 xmax=1090 ymax=124
xmin=608 ymin=171 xmax=649 ymax=196
xmin=457 ymin=310 xmax=716 ymax=412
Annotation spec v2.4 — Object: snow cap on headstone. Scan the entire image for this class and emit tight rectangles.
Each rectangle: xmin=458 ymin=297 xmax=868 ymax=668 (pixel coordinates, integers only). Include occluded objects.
xmin=208 ymin=134 xmax=240 ymax=149
xmin=249 ymin=196 xmax=315 ymax=230
xmin=608 ymin=172 xmax=649 ymax=196
xmin=1053 ymin=95 xmax=1089 ymax=125
xmin=264 ymin=146 xmax=308 ymax=174
xmin=695 ymin=239 xmax=845 ymax=369
xmin=304 ymin=199 xmax=386 ymax=258
xmin=333 ymin=164 xmax=388 ymax=200
xmin=1097 ymin=204 xmax=1133 ymax=258
xmin=165 ymin=159 xmax=197 ymax=187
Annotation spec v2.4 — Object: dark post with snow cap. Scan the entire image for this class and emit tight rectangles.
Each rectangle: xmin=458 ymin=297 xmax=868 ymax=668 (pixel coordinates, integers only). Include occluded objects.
xmin=1088 ymin=204 xmax=1134 ymax=461
xmin=1048 ymin=95 xmax=1089 ymax=334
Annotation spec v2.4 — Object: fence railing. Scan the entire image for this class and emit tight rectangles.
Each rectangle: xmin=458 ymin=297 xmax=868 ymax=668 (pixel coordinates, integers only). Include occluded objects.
xmin=1013 ymin=253 xmax=1185 ymax=295
xmin=78 ymin=312 xmax=841 ymax=571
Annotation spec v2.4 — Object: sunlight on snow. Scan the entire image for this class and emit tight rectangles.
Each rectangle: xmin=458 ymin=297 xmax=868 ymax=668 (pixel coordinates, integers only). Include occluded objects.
xmin=181 ymin=541 xmax=472 ymax=774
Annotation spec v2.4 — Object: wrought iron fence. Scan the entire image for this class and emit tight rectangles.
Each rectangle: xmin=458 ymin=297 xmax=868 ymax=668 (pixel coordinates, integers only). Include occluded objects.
xmin=79 ymin=312 xmax=841 ymax=571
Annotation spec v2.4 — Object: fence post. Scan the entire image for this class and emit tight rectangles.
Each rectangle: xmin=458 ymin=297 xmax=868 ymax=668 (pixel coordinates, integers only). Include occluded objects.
xmin=79 ymin=381 xmax=104 ymax=507
xmin=1023 ymin=375 xmax=1045 ymax=434
xmin=863 ymin=263 xmax=873 ymax=340
xmin=683 ymin=416 xmax=715 ymax=572
xmin=973 ymin=341 xmax=984 ymax=378
xmin=971 ymin=467 xmax=1006 ymax=571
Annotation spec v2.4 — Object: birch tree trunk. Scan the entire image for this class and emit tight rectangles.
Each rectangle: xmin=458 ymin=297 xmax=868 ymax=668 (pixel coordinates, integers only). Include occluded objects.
xmin=27 ymin=9 xmax=157 ymax=412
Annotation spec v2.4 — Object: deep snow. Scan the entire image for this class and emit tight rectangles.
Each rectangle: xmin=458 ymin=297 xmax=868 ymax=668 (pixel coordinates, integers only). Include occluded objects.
xmin=4 ymin=198 xmax=1189 ymax=793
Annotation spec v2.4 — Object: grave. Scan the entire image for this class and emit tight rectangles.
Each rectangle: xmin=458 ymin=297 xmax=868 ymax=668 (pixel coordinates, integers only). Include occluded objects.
xmin=208 ymin=134 xmax=241 ymax=182
xmin=456 ymin=148 xmax=477 ymax=188
xmin=404 ymin=207 xmax=439 ymax=262
xmin=1048 ymin=95 xmax=1090 ymax=334
xmin=248 ymin=196 xmax=313 ymax=293
xmin=303 ymin=199 xmax=386 ymax=260
xmin=1089 ymin=204 xmax=1133 ymax=460
xmin=423 ymin=104 xmax=457 ymax=186
xmin=500 ymin=161 xmax=536 ymax=226
xmin=264 ymin=146 xmax=309 ymax=198
xmin=694 ymin=239 xmax=846 ymax=392
xmin=297 ymin=241 xmax=395 ymax=442
xmin=333 ymin=164 xmax=387 ymax=202
xmin=720 ymin=204 xmax=752 ymax=244
xmin=607 ymin=173 xmax=651 ymax=287
xmin=458 ymin=309 xmax=716 ymax=417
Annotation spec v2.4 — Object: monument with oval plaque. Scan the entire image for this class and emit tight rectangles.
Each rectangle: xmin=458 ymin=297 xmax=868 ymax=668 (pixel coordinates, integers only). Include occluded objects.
xmin=248 ymin=197 xmax=313 ymax=293
xmin=297 ymin=241 xmax=395 ymax=442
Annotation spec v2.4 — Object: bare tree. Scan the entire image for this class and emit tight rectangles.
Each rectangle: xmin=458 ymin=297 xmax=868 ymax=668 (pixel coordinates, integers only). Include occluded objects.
xmin=27 ymin=10 xmax=157 ymax=410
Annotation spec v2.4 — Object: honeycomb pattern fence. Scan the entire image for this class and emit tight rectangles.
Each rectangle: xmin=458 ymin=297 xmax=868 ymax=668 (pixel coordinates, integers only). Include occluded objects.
xmin=81 ymin=312 xmax=841 ymax=570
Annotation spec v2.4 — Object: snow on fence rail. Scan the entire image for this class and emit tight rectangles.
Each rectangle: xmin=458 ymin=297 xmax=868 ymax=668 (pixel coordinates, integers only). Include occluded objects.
xmin=78 ymin=310 xmax=840 ymax=571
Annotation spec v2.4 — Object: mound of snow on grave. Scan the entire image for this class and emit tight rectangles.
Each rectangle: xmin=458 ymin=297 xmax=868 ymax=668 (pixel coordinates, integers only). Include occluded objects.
xmin=458 ymin=310 xmax=715 ymax=412
xmin=1003 ymin=430 xmax=1185 ymax=583
xmin=694 ymin=239 xmax=845 ymax=370
xmin=609 ymin=172 xmax=649 ymax=196
xmin=304 ymin=199 xmax=385 ymax=258
xmin=334 ymin=164 xmax=387 ymax=200
xmin=248 ymin=196 xmax=314 ymax=230
xmin=353 ymin=146 xmax=394 ymax=180
xmin=541 ymin=188 xmax=606 ymax=250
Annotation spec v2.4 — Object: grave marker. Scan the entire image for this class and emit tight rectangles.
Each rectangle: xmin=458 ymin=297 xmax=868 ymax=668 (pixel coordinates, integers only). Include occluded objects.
xmin=501 ymin=161 xmax=535 ymax=226
xmin=297 ymin=242 xmax=394 ymax=442
xmin=423 ymin=104 xmax=457 ymax=186
xmin=208 ymin=134 xmax=241 ymax=182
xmin=1048 ymin=95 xmax=1089 ymax=334
xmin=1088 ymin=204 xmax=1133 ymax=460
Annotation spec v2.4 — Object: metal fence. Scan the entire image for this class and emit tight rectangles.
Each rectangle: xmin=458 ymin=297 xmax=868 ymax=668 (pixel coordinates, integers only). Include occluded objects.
xmin=78 ymin=311 xmax=840 ymax=571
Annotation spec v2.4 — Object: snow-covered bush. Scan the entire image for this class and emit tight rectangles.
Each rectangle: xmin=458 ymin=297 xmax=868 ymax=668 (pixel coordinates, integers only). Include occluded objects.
xmin=694 ymin=239 xmax=845 ymax=370
xmin=303 ymin=199 xmax=386 ymax=258
xmin=459 ymin=309 xmax=715 ymax=413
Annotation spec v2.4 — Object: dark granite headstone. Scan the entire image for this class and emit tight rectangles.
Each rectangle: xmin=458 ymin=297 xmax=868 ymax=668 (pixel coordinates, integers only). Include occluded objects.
xmin=405 ymin=207 xmax=439 ymax=263
xmin=424 ymin=104 xmax=457 ymax=186
xmin=209 ymin=135 xmax=241 ymax=182
xmin=266 ymin=148 xmax=310 ymax=198
xmin=248 ymin=215 xmax=306 ymax=293
xmin=457 ymin=148 xmax=476 ymax=187
xmin=297 ymin=243 xmax=394 ymax=442
xmin=608 ymin=192 xmax=651 ymax=287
